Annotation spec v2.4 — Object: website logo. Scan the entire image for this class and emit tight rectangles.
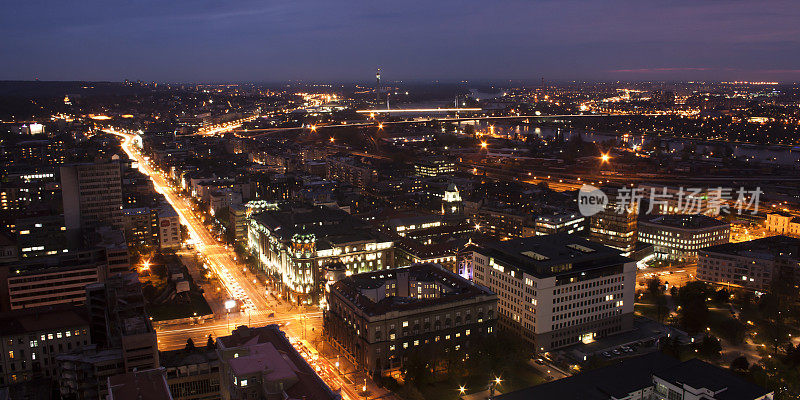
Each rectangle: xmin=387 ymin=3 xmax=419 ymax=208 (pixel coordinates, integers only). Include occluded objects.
xmin=578 ymin=184 xmax=608 ymax=217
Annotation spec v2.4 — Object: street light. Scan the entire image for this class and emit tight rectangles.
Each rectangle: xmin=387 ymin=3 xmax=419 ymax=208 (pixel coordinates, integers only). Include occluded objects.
xmin=458 ymin=386 xmax=466 ymax=396
xmin=225 ymin=300 xmax=236 ymax=331
xmin=600 ymin=153 xmax=611 ymax=163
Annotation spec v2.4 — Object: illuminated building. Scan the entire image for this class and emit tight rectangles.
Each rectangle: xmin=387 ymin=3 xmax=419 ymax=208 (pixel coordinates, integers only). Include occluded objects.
xmin=637 ymin=214 xmax=729 ymax=261
xmin=441 ymin=183 xmax=463 ymax=216
xmin=535 ymin=212 xmax=585 ymax=236
xmin=324 ymin=264 xmax=497 ymax=377
xmin=61 ymin=162 xmax=124 ymax=231
xmin=472 ymin=207 xmax=534 ymax=240
xmin=496 ymin=353 xmax=772 ymax=400
xmin=765 ymin=211 xmax=799 ymax=235
xmin=14 ymin=214 xmax=68 ymax=258
xmin=325 ymin=156 xmax=378 ymax=190
xmin=0 ymin=305 xmax=90 ymax=386
xmin=413 ymin=158 xmax=455 ymax=177
xmin=464 ymin=235 xmax=635 ymax=351
xmin=247 ymin=205 xmax=394 ymax=304
xmin=697 ymin=235 xmax=800 ymax=292
xmin=589 ymin=195 xmax=638 ymax=253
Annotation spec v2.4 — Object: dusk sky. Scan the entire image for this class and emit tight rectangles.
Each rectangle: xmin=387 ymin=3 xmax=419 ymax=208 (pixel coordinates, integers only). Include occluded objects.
xmin=2 ymin=0 xmax=800 ymax=83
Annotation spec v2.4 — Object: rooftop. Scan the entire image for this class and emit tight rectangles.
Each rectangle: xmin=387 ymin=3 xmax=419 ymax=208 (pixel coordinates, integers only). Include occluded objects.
xmin=497 ymin=352 xmax=680 ymax=400
xmin=330 ymin=263 xmax=494 ymax=316
xmin=0 ymin=304 xmax=89 ymax=337
xmin=217 ymin=325 xmax=340 ymax=400
xmin=640 ymin=214 xmax=729 ymax=230
xmin=468 ymin=234 xmax=631 ymax=278
xmin=701 ymin=235 xmax=800 ymax=259
xmin=107 ymin=368 xmax=172 ymax=400
xmin=654 ymin=358 xmax=772 ymax=400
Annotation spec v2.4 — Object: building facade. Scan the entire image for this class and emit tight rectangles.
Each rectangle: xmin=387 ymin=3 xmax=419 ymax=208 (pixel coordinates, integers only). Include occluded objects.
xmin=247 ymin=205 xmax=393 ymax=304
xmin=324 ymin=264 xmax=497 ymax=377
xmin=0 ymin=305 xmax=90 ymax=386
xmin=61 ymin=162 xmax=124 ymax=232
xmin=535 ymin=213 xmax=585 ymax=236
xmin=638 ymin=214 xmax=730 ymax=261
xmin=696 ymin=235 xmax=800 ymax=292
xmin=464 ymin=235 xmax=636 ymax=351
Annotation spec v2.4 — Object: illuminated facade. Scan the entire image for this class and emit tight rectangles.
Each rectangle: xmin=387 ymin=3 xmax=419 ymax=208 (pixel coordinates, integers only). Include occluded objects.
xmin=697 ymin=235 xmax=800 ymax=292
xmin=589 ymin=196 xmax=638 ymax=253
xmin=464 ymin=235 xmax=635 ymax=351
xmin=324 ymin=264 xmax=497 ymax=377
xmin=638 ymin=214 xmax=729 ymax=261
xmin=535 ymin=213 xmax=585 ymax=236
xmin=247 ymin=206 xmax=394 ymax=304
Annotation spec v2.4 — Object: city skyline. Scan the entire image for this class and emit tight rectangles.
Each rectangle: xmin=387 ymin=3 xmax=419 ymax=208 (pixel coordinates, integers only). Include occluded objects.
xmin=2 ymin=0 xmax=800 ymax=82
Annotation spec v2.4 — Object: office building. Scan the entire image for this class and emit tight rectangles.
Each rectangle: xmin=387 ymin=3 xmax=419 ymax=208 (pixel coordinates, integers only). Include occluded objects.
xmin=158 ymin=206 xmax=181 ymax=250
xmin=12 ymin=214 xmax=68 ymax=259
xmin=697 ymin=235 xmax=800 ymax=292
xmin=638 ymin=214 xmax=729 ymax=261
xmin=465 ymin=235 xmax=636 ymax=351
xmin=324 ymin=264 xmax=497 ymax=377
xmin=216 ymin=325 xmax=341 ymax=400
xmin=413 ymin=158 xmax=455 ymax=177
xmin=496 ymin=352 xmax=772 ymax=400
xmin=0 ymin=241 xmax=128 ymax=312
xmin=535 ymin=212 xmax=585 ymax=236
xmin=0 ymin=305 xmax=90 ymax=386
xmin=589 ymin=194 xmax=638 ymax=253
xmin=61 ymin=162 xmax=124 ymax=231
xmin=247 ymin=205 xmax=393 ymax=304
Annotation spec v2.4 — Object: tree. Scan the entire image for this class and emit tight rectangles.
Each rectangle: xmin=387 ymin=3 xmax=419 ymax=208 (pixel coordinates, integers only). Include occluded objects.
xmin=697 ymin=334 xmax=722 ymax=359
xmin=677 ymin=281 xmax=711 ymax=334
xmin=185 ymin=338 xmax=195 ymax=351
xmin=731 ymin=356 xmax=749 ymax=371
xmin=206 ymin=334 xmax=215 ymax=349
xmin=647 ymin=277 xmax=664 ymax=300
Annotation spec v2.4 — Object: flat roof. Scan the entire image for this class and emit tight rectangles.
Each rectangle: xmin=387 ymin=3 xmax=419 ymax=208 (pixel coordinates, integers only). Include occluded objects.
xmin=217 ymin=325 xmax=340 ymax=400
xmin=497 ymin=352 xmax=680 ymax=400
xmin=640 ymin=214 xmax=729 ymax=230
xmin=330 ymin=263 xmax=494 ymax=316
xmin=701 ymin=235 xmax=800 ymax=259
xmin=469 ymin=234 xmax=631 ymax=278
xmin=0 ymin=304 xmax=89 ymax=336
xmin=107 ymin=369 xmax=172 ymax=400
xmin=654 ymin=358 xmax=771 ymax=400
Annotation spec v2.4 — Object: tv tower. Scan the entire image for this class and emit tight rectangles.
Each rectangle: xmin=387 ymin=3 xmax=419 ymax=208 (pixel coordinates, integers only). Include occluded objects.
xmin=375 ymin=67 xmax=381 ymax=106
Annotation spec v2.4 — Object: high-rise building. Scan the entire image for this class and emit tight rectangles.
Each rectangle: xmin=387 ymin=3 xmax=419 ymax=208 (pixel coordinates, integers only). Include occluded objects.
xmin=589 ymin=193 xmax=638 ymax=253
xmin=161 ymin=347 xmax=220 ymax=400
xmin=61 ymin=162 xmax=124 ymax=232
xmin=464 ymin=234 xmax=636 ymax=351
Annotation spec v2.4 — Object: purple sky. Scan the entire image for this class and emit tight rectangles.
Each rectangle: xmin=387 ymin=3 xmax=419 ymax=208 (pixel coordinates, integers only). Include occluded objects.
xmin=2 ymin=0 xmax=799 ymax=82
